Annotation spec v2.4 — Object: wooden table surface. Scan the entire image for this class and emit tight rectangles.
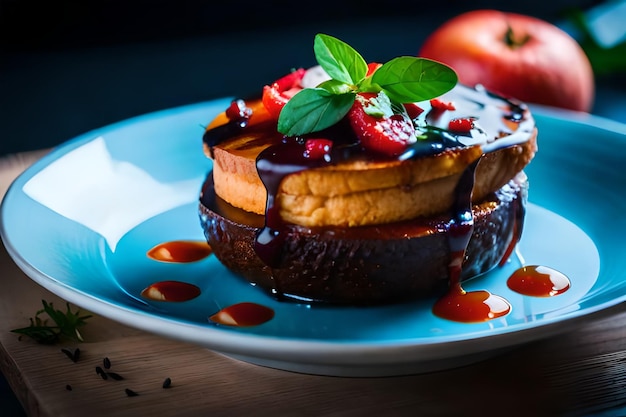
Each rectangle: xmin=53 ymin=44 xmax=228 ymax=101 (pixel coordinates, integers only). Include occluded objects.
xmin=2 ymin=151 xmax=626 ymax=417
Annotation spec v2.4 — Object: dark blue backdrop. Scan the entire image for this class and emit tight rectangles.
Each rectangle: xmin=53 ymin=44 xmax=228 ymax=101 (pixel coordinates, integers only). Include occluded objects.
xmin=2 ymin=0 xmax=622 ymax=156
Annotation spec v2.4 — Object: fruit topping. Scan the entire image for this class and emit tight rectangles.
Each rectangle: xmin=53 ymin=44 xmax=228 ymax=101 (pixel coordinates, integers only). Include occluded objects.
xmin=430 ymin=98 xmax=456 ymax=111
xmin=262 ymin=68 xmax=306 ymax=119
xmin=366 ymin=62 xmax=382 ymax=76
xmin=348 ymin=92 xmax=416 ymax=156
xmin=427 ymin=98 xmax=457 ymax=124
xmin=448 ymin=117 xmax=475 ymax=133
xmin=304 ymin=138 xmax=333 ymax=160
xmin=403 ymin=102 xmax=425 ymax=120
xmin=276 ymin=34 xmax=458 ymax=139
xmin=225 ymin=99 xmax=253 ymax=121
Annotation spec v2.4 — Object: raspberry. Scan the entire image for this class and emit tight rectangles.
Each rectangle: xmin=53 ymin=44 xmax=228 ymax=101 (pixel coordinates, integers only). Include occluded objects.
xmin=225 ymin=99 xmax=252 ymax=120
xmin=304 ymin=139 xmax=333 ymax=159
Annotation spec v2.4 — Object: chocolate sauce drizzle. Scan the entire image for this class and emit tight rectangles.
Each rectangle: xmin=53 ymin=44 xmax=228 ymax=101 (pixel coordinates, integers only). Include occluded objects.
xmin=254 ymin=140 xmax=320 ymax=267
xmin=447 ymin=157 xmax=481 ymax=286
xmin=203 ymin=118 xmax=250 ymax=147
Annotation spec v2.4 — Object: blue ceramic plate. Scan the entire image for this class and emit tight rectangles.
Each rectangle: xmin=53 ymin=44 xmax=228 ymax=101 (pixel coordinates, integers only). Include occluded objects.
xmin=2 ymin=99 xmax=625 ymax=377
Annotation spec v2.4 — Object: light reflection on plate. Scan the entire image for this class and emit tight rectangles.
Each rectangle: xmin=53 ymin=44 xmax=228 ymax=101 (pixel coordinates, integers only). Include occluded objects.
xmin=1 ymin=100 xmax=624 ymax=377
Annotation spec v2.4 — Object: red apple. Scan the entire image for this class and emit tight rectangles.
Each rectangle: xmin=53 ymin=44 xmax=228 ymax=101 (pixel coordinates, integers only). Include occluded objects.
xmin=419 ymin=9 xmax=595 ymax=112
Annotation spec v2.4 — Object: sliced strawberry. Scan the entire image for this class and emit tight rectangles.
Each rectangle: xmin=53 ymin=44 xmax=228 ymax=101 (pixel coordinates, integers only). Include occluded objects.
xmin=262 ymin=68 xmax=307 ymax=119
xmin=348 ymin=92 xmax=416 ymax=156
xmin=366 ymin=62 xmax=382 ymax=76
xmin=404 ymin=102 xmax=424 ymax=120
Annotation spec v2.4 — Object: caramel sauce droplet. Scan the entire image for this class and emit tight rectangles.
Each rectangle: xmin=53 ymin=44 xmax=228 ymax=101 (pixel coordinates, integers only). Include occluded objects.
xmin=141 ymin=281 xmax=201 ymax=302
xmin=433 ymin=283 xmax=511 ymax=323
xmin=210 ymin=302 xmax=275 ymax=327
xmin=147 ymin=240 xmax=212 ymax=263
xmin=507 ymin=265 xmax=570 ymax=297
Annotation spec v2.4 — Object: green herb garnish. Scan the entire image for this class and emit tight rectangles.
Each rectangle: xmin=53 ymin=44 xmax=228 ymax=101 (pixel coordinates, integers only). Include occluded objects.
xmin=11 ymin=300 xmax=92 ymax=344
xmin=277 ymin=33 xmax=458 ymax=136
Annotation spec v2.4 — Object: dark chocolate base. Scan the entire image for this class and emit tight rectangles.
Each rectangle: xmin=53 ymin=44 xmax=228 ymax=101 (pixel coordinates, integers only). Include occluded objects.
xmin=199 ymin=173 xmax=527 ymax=305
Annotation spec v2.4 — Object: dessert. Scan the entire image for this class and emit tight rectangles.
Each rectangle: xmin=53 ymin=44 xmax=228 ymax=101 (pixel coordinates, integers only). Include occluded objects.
xmin=199 ymin=34 xmax=537 ymax=305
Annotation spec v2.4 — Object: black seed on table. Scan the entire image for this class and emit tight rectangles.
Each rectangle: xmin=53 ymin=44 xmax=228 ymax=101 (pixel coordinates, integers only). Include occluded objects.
xmin=107 ymin=372 xmax=124 ymax=381
xmin=61 ymin=347 xmax=80 ymax=362
xmin=162 ymin=377 xmax=172 ymax=388
xmin=103 ymin=357 xmax=111 ymax=369
xmin=96 ymin=366 xmax=108 ymax=380
xmin=125 ymin=388 xmax=139 ymax=397
xmin=66 ymin=384 xmax=72 ymax=391
xmin=61 ymin=348 xmax=74 ymax=361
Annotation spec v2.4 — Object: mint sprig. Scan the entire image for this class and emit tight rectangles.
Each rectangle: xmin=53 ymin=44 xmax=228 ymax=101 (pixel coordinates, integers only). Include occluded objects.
xmin=11 ymin=300 xmax=92 ymax=344
xmin=277 ymin=33 xmax=458 ymax=136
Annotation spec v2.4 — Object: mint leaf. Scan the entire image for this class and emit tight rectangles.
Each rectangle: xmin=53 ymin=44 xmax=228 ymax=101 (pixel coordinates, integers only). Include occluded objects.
xmin=314 ymin=34 xmax=368 ymax=85
xmin=278 ymin=88 xmax=355 ymax=136
xmin=317 ymin=79 xmax=355 ymax=95
xmin=372 ymin=57 xmax=458 ymax=103
xmin=357 ymin=74 xmax=381 ymax=94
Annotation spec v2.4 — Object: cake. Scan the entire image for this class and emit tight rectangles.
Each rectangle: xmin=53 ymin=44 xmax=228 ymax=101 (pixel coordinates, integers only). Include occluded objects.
xmin=198 ymin=34 xmax=537 ymax=305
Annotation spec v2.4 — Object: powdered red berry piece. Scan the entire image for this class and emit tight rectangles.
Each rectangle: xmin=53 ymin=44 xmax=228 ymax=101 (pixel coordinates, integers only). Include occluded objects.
xmin=304 ymin=138 xmax=333 ymax=160
xmin=225 ymin=99 xmax=252 ymax=121
xmin=448 ymin=117 xmax=475 ymax=133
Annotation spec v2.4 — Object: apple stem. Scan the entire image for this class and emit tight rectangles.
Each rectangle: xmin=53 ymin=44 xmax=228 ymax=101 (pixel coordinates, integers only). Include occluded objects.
xmin=504 ymin=25 xmax=530 ymax=49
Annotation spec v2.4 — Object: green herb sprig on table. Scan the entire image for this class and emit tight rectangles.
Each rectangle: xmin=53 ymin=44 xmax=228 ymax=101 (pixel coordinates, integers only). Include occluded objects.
xmin=11 ymin=300 xmax=92 ymax=344
xmin=277 ymin=33 xmax=458 ymax=136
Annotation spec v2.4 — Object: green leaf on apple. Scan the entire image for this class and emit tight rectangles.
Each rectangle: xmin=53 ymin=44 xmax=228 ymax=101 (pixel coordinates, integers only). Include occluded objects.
xmin=277 ymin=33 xmax=458 ymax=136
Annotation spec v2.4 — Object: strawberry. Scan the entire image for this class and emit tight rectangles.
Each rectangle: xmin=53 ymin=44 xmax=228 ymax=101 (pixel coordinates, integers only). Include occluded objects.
xmin=428 ymin=98 xmax=456 ymax=122
xmin=304 ymin=138 xmax=333 ymax=160
xmin=403 ymin=102 xmax=424 ymax=120
xmin=262 ymin=68 xmax=307 ymax=119
xmin=366 ymin=62 xmax=382 ymax=76
xmin=348 ymin=92 xmax=416 ymax=156
xmin=448 ymin=117 xmax=475 ymax=133
xmin=430 ymin=98 xmax=456 ymax=111
xmin=225 ymin=99 xmax=252 ymax=121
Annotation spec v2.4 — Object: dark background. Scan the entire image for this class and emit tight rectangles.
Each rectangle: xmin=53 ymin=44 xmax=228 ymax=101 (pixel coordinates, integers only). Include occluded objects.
xmin=2 ymin=0 xmax=622 ymax=157
xmin=1 ymin=0 xmax=599 ymax=51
